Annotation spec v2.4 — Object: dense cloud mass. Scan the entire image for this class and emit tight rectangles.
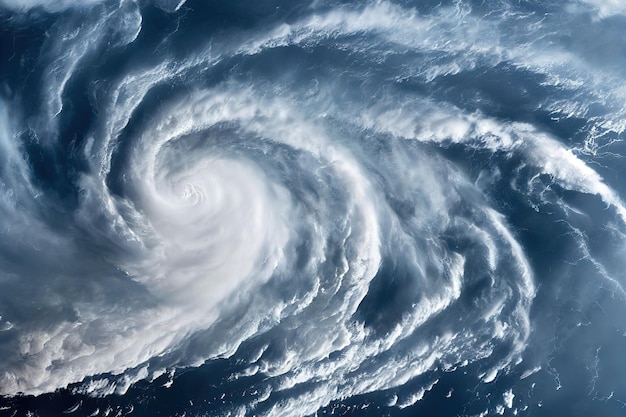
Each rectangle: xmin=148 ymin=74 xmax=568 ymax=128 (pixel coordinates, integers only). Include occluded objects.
xmin=1 ymin=0 xmax=626 ymax=416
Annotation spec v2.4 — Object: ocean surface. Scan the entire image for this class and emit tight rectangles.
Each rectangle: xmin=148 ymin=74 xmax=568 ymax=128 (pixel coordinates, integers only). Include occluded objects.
xmin=1 ymin=0 xmax=626 ymax=416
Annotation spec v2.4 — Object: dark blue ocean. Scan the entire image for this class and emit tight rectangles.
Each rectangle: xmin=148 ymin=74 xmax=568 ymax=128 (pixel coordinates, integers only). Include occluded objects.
xmin=1 ymin=0 xmax=626 ymax=416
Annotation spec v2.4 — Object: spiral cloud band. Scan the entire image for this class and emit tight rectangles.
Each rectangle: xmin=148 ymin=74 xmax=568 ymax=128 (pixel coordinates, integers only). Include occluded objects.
xmin=1 ymin=1 xmax=626 ymax=416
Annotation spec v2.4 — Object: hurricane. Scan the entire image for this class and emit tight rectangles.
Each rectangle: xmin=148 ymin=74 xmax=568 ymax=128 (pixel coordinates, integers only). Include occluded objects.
xmin=0 ymin=0 xmax=625 ymax=416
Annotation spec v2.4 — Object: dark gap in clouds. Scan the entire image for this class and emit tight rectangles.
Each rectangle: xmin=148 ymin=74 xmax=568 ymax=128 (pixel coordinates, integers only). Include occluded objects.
xmin=355 ymin=257 xmax=420 ymax=335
